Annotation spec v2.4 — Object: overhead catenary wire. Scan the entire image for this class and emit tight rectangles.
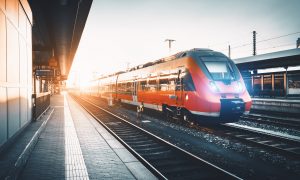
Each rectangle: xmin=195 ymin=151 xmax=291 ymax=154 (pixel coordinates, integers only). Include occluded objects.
xmin=256 ymin=31 xmax=300 ymax=44
xmin=257 ymin=43 xmax=295 ymax=51
xmin=214 ymin=31 xmax=300 ymax=52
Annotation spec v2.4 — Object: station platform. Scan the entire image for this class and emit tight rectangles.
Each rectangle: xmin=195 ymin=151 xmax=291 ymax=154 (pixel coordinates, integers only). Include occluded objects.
xmin=251 ymin=97 xmax=300 ymax=114
xmin=0 ymin=94 xmax=156 ymax=180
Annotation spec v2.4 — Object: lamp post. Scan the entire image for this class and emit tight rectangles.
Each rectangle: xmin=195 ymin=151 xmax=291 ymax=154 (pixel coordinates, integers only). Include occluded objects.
xmin=165 ymin=39 xmax=176 ymax=54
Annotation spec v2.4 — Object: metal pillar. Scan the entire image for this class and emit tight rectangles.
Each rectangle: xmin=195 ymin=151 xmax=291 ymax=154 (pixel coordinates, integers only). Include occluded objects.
xmin=165 ymin=39 xmax=176 ymax=54
xmin=271 ymin=74 xmax=275 ymax=91
xmin=253 ymin=31 xmax=257 ymax=56
xmin=284 ymin=66 xmax=288 ymax=97
xmin=261 ymin=75 xmax=263 ymax=91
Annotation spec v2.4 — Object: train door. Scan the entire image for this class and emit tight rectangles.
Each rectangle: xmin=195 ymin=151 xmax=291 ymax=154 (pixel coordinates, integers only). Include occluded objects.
xmin=175 ymin=68 xmax=184 ymax=107
xmin=132 ymin=80 xmax=138 ymax=104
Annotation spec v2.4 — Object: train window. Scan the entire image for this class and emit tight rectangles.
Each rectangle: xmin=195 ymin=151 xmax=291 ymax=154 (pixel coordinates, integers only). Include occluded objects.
xmin=159 ymin=78 xmax=169 ymax=91
xmin=169 ymin=80 xmax=176 ymax=91
xmin=139 ymin=80 xmax=147 ymax=91
xmin=103 ymin=85 xmax=108 ymax=92
xmin=148 ymin=78 xmax=157 ymax=91
xmin=182 ymin=71 xmax=196 ymax=91
xmin=168 ymin=72 xmax=177 ymax=91
xmin=126 ymin=82 xmax=132 ymax=93
xmin=117 ymin=82 xmax=126 ymax=94
xmin=111 ymin=84 xmax=116 ymax=92
xmin=203 ymin=60 xmax=235 ymax=81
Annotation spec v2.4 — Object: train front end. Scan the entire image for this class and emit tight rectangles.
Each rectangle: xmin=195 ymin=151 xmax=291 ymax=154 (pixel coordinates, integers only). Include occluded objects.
xmin=186 ymin=49 xmax=252 ymax=123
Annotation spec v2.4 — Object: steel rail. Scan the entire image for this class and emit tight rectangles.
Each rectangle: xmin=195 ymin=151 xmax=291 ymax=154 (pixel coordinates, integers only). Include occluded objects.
xmin=240 ymin=114 xmax=300 ymax=130
xmin=222 ymin=123 xmax=300 ymax=159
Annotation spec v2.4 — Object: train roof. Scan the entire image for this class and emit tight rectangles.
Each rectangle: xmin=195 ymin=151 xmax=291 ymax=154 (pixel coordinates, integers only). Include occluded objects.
xmin=234 ymin=48 xmax=300 ymax=70
xmin=95 ymin=48 xmax=216 ymax=80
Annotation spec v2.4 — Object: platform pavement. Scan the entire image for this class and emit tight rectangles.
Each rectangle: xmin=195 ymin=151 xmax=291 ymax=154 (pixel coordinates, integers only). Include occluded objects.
xmin=1 ymin=94 xmax=156 ymax=180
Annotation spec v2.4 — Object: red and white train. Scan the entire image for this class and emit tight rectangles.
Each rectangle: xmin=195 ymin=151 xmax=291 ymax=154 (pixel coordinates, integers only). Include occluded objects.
xmin=82 ymin=48 xmax=252 ymax=123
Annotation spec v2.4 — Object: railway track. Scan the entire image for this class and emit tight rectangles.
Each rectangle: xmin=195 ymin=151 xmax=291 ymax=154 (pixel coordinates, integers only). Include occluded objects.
xmin=78 ymin=95 xmax=300 ymax=160
xmin=240 ymin=114 xmax=300 ymax=130
xmin=221 ymin=123 xmax=300 ymax=159
xmin=71 ymin=94 xmax=240 ymax=180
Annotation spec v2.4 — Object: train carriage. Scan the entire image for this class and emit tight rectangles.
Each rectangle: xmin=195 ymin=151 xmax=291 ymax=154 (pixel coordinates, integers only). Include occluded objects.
xmin=83 ymin=48 xmax=252 ymax=123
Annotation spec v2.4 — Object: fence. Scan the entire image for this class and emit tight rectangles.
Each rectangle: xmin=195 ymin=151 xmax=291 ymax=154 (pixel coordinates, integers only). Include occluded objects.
xmin=32 ymin=92 xmax=50 ymax=120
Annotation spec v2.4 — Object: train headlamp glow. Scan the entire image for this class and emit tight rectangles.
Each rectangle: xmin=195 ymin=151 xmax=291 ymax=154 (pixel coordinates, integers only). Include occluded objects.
xmin=209 ymin=81 xmax=219 ymax=92
xmin=236 ymin=81 xmax=243 ymax=93
xmin=185 ymin=94 xmax=189 ymax=100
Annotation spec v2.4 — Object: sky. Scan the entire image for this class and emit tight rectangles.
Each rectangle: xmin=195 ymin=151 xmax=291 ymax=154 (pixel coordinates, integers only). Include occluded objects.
xmin=68 ymin=0 xmax=300 ymax=86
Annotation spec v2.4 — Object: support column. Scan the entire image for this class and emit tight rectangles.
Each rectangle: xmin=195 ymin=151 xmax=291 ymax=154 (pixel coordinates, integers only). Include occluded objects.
xmin=271 ymin=74 xmax=275 ymax=91
xmin=284 ymin=66 xmax=288 ymax=97
xmin=261 ymin=75 xmax=264 ymax=91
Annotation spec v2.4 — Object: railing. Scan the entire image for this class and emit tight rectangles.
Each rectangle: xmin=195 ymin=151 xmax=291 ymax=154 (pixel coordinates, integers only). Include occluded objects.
xmin=32 ymin=92 xmax=50 ymax=120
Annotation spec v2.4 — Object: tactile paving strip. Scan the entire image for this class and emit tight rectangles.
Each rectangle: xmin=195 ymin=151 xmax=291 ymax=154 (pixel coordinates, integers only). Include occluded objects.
xmin=64 ymin=94 xmax=89 ymax=180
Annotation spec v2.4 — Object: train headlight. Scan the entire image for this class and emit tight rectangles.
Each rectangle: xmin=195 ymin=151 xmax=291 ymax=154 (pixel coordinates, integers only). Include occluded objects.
xmin=209 ymin=81 xmax=219 ymax=92
xmin=185 ymin=94 xmax=189 ymax=100
xmin=236 ymin=81 xmax=243 ymax=93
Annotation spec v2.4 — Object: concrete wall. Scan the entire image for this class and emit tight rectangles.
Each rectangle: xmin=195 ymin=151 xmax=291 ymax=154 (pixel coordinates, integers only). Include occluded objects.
xmin=0 ymin=0 xmax=32 ymax=147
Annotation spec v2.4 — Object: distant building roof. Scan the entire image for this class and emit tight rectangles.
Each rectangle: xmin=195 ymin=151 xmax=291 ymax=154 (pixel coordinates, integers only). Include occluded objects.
xmin=233 ymin=48 xmax=300 ymax=70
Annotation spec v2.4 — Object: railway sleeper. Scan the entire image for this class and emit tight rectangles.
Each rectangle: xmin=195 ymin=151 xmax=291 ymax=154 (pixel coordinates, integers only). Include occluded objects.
xmin=120 ymin=135 xmax=151 ymax=140
xmin=113 ymin=132 xmax=143 ymax=136
xmin=141 ymin=151 xmax=176 ymax=160
xmin=123 ymin=139 xmax=154 ymax=145
xmin=151 ymin=158 xmax=190 ymax=168
xmin=137 ymin=149 xmax=172 ymax=156
xmin=162 ymin=165 xmax=207 ymax=177
xmin=112 ymin=128 xmax=137 ymax=132
xmin=132 ymin=145 xmax=169 ymax=152
xmin=129 ymin=142 xmax=159 ymax=148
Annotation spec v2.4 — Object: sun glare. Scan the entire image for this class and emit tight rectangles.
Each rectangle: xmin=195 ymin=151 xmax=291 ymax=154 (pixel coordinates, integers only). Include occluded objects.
xmin=67 ymin=0 xmax=300 ymax=88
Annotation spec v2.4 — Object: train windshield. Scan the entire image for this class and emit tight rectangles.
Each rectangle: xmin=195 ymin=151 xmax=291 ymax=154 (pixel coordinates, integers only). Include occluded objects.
xmin=202 ymin=57 xmax=236 ymax=81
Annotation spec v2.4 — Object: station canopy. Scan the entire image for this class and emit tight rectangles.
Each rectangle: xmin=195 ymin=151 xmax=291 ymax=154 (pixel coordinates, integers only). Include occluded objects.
xmin=233 ymin=48 xmax=300 ymax=71
xmin=29 ymin=0 xmax=93 ymax=80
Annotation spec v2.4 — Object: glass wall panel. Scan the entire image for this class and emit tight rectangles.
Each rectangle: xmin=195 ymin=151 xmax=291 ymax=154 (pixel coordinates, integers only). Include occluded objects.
xmin=0 ymin=0 xmax=5 ymax=11
xmin=263 ymin=75 xmax=272 ymax=90
xmin=0 ymin=87 xmax=7 ymax=145
xmin=18 ymin=4 xmax=26 ymax=37
xmin=7 ymin=20 xmax=19 ymax=83
xmin=274 ymin=74 xmax=284 ymax=90
xmin=26 ymin=20 xmax=31 ymax=44
xmin=20 ymin=88 xmax=27 ymax=126
xmin=0 ymin=0 xmax=32 ymax=149
xmin=288 ymin=73 xmax=300 ymax=95
xmin=253 ymin=75 xmax=261 ymax=96
xmin=0 ymin=10 xmax=6 ymax=82
xmin=7 ymin=88 xmax=20 ymax=138
xmin=19 ymin=37 xmax=27 ymax=84
xmin=6 ymin=0 xmax=18 ymax=26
